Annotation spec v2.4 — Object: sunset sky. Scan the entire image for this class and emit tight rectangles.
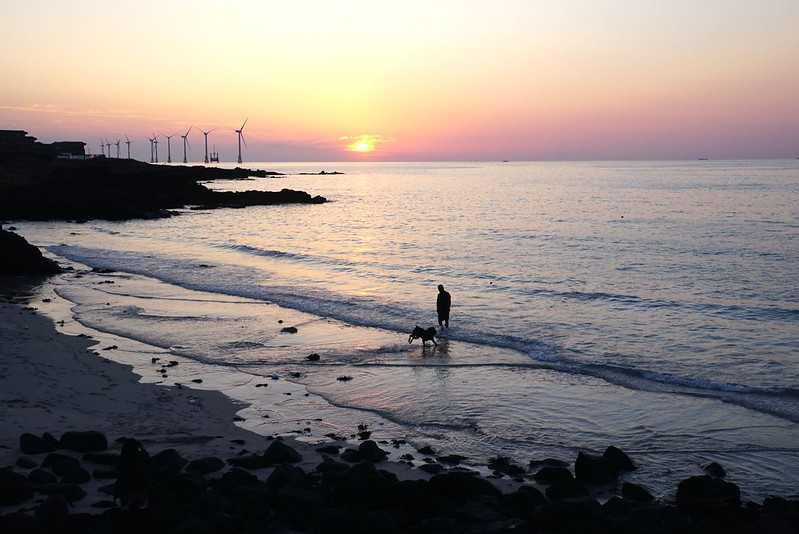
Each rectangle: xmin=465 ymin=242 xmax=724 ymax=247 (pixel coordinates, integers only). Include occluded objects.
xmin=2 ymin=0 xmax=798 ymax=161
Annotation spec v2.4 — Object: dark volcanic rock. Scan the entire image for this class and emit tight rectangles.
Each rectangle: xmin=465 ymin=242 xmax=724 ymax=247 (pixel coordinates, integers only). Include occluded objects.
xmin=676 ymin=475 xmax=740 ymax=510
xmin=622 ymin=481 xmax=655 ymax=503
xmin=280 ymin=326 xmax=298 ymax=334
xmin=419 ymin=463 xmax=444 ymax=475
xmin=505 ymin=485 xmax=548 ymax=514
xmin=151 ymin=449 xmax=187 ymax=476
xmin=82 ymin=452 xmax=119 ymax=466
xmin=0 ymin=468 xmax=34 ymax=505
xmin=534 ymin=466 xmax=574 ymax=485
xmin=428 ymin=471 xmax=500 ymax=501
xmin=60 ymin=431 xmax=108 ymax=452
xmin=341 ymin=440 xmax=388 ymax=463
xmin=545 ymin=479 xmax=590 ymax=501
xmin=306 ymin=353 xmax=321 ymax=361
xmin=19 ymin=432 xmax=59 ymax=454
xmin=266 ymin=464 xmax=308 ymax=491
xmin=15 ymin=456 xmax=37 ymax=469
xmin=227 ymin=454 xmax=266 ymax=470
xmin=186 ymin=457 xmax=225 ymax=475
xmin=704 ymin=461 xmax=727 ymax=479
xmin=0 ymin=230 xmax=61 ymax=275
xmin=529 ymin=458 xmax=569 ymax=469
xmin=42 ymin=453 xmax=89 ymax=483
xmin=603 ymin=446 xmax=635 ymax=472
xmin=437 ymin=454 xmax=467 ymax=465
xmin=28 ymin=468 xmax=57 ymax=484
xmin=36 ymin=483 xmax=87 ymax=502
xmin=575 ymin=451 xmax=617 ymax=485
xmin=488 ymin=456 xmax=526 ymax=477
xmin=262 ymin=440 xmax=302 ymax=465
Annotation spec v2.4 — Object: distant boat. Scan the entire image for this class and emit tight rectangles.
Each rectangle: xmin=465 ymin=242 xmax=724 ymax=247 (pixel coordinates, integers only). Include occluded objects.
xmin=209 ymin=149 xmax=219 ymax=163
xmin=698 ymin=158 xmax=709 ymax=161
xmin=502 ymin=160 xmax=509 ymax=163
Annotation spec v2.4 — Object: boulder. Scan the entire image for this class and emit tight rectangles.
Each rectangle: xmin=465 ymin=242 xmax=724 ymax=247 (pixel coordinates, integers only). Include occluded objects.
xmin=575 ymin=451 xmax=616 ymax=485
xmin=676 ymin=475 xmax=740 ymax=510
xmin=28 ymin=468 xmax=57 ymax=484
xmin=150 ymin=448 xmax=187 ymax=476
xmin=306 ymin=353 xmax=320 ymax=361
xmin=0 ymin=468 xmax=34 ymax=505
xmin=35 ymin=483 xmax=87 ymax=503
xmin=227 ymin=454 xmax=265 ymax=470
xmin=19 ymin=432 xmax=58 ymax=455
xmin=42 ymin=453 xmax=89 ymax=483
xmin=704 ymin=461 xmax=726 ymax=479
xmin=603 ymin=446 xmax=635 ymax=472
xmin=533 ymin=466 xmax=574 ymax=485
xmin=82 ymin=452 xmax=119 ymax=466
xmin=35 ymin=494 xmax=69 ymax=527
xmin=358 ymin=440 xmax=388 ymax=462
xmin=266 ymin=464 xmax=308 ymax=491
xmin=545 ymin=479 xmax=590 ymax=501
xmin=622 ymin=482 xmax=654 ymax=503
xmin=186 ymin=457 xmax=225 ymax=475
xmin=15 ymin=456 xmax=38 ymax=469
xmin=437 ymin=454 xmax=467 ymax=465
xmin=281 ymin=326 xmax=298 ymax=334
xmin=0 ymin=230 xmax=61 ymax=275
xmin=488 ymin=456 xmax=526 ymax=477
xmin=419 ymin=463 xmax=444 ymax=475
xmin=60 ymin=431 xmax=108 ymax=452
xmin=529 ymin=458 xmax=569 ymax=469
xmin=315 ymin=457 xmax=350 ymax=476
xmin=505 ymin=485 xmax=548 ymax=514
xmin=262 ymin=440 xmax=302 ymax=465
xmin=428 ymin=471 xmax=500 ymax=501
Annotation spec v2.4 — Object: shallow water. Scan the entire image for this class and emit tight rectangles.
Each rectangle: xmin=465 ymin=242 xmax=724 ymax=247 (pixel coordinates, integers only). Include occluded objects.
xmin=15 ymin=160 xmax=799 ymax=499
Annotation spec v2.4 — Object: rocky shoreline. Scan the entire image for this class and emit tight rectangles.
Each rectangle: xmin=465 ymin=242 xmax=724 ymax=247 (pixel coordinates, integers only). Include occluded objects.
xmin=0 ymin=158 xmax=325 ymax=222
xmin=3 ymin=427 xmax=799 ymax=533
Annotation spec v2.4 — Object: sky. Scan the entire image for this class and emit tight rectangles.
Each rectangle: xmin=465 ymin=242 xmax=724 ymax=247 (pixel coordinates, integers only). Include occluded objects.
xmin=1 ymin=0 xmax=798 ymax=161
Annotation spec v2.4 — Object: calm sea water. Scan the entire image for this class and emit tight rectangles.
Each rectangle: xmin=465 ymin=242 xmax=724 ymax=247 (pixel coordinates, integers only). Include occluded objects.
xmin=17 ymin=160 xmax=799 ymax=499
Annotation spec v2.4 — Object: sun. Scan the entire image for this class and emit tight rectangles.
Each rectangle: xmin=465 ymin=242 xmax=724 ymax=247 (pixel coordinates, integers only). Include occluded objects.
xmin=349 ymin=140 xmax=374 ymax=153
xmin=344 ymin=134 xmax=383 ymax=154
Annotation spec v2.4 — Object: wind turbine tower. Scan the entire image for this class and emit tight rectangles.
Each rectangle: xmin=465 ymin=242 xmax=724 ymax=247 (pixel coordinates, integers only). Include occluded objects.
xmin=181 ymin=126 xmax=192 ymax=164
xmin=124 ymin=135 xmax=131 ymax=159
xmin=114 ymin=139 xmax=121 ymax=159
xmin=148 ymin=137 xmax=154 ymax=162
xmin=165 ymin=134 xmax=174 ymax=163
xmin=153 ymin=135 xmax=159 ymax=163
xmin=106 ymin=140 xmax=112 ymax=158
xmin=202 ymin=129 xmax=214 ymax=163
xmin=99 ymin=141 xmax=105 ymax=157
xmin=235 ymin=119 xmax=247 ymax=164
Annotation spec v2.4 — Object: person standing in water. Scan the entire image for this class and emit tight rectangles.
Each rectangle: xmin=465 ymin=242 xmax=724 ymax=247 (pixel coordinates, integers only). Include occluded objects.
xmin=437 ymin=284 xmax=451 ymax=328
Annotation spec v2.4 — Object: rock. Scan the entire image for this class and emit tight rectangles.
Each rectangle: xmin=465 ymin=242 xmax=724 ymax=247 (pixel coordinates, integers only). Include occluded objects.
xmin=603 ymin=446 xmax=635 ymax=472
xmin=42 ymin=453 xmax=89 ymax=483
xmin=315 ymin=457 xmax=350 ymax=476
xmin=191 ymin=378 xmax=203 ymax=383
xmin=419 ymin=463 xmax=444 ymax=475
xmin=488 ymin=456 xmax=526 ymax=477
xmin=0 ymin=468 xmax=34 ymax=505
xmin=28 ymin=468 xmax=57 ymax=484
xmin=676 ymin=475 xmax=740 ymax=510
xmin=428 ymin=471 xmax=500 ymax=501
xmin=437 ymin=454 xmax=467 ymax=465
xmin=529 ymin=458 xmax=569 ymax=469
xmin=15 ymin=456 xmax=37 ymax=469
xmin=35 ymin=494 xmax=69 ymax=527
xmin=306 ymin=353 xmax=320 ymax=361
xmin=266 ymin=464 xmax=308 ymax=491
xmin=186 ymin=457 xmax=225 ymax=475
xmin=262 ymin=440 xmax=302 ymax=465
xmin=19 ymin=432 xmax=58 ymax=454
xmin=329 ymin=462 xmax=398 ymax=504
xmin=227 ymin=454 xmax=264 ymax=470
xmin=60 ymin=431 xmax=108 ymax=452
xmin=418 ymin=445 xmax=435 ymax=455
xmin=150 ymin=448 xmax=187 ymax=476
xmin=505 ymin=485 xmax=548 ymax=514
xmin=0 ymin=229 xmax=61 ymax=275
xmin=704 ymin=461 xmax=726 ymax=479
xmin=316 ymin=445 xmax=341 ymax=455
xmin=92 ymin=468 xmax=118 ymax=480
xmin=82 ymin=452 xmax=119 ymax=466
xmin=622 ymin=481 xmax=654 ymax=503
xmin=341 ymin=440 xmax=387 ymax=463
xmin=90 ymin=500 xmax=116 ymax=509
xmin=214 ymin=468 xmax=260 ymax=495
xmin=280 ymin=326 xmax=298 ymax=334
xmin=534 ymin=466 xmax=574 ymax=485
xmin=36 ymin=483 xmax=87 ymax=502
xmin=545 ymin=479 xmax=590 ymax=501
xmin=336 ymin=375 xmax=353 ymax=382
xmin=574 ymin=451 xmax=617 ymax=485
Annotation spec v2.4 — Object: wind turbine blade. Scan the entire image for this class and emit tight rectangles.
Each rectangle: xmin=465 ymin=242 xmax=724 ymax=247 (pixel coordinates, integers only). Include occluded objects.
xmin=241 ymin=133 xmax=247 ymax=147
xmin=240 ymin=118 xmax=248 ymax=130
xmin=186 ymin=126 xmax=192 ymax=137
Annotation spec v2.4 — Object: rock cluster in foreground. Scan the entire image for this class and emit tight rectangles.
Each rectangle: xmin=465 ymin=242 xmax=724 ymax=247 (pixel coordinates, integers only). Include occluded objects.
xmin=2 ymin=430 xmax=799 ymax=534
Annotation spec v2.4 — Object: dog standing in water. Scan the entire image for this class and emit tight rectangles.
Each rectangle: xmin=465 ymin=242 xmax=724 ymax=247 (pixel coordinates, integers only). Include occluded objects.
xmin=408 ymin=326 xmax=438 ymax=346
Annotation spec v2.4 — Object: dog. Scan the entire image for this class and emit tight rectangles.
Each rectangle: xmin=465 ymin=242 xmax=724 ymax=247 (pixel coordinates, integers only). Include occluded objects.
xmin=408 ymin=326 xmax=437 ymax=346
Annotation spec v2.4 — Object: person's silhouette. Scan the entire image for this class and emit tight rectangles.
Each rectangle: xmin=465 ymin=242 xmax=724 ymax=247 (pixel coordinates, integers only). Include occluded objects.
xmin=436 ymin=284 xmax=451 ymax=328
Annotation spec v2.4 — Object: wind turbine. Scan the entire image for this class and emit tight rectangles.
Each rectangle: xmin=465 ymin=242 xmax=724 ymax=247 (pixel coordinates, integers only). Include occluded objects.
xmin=99 ymin=140 xmax=105 ymax=157
xmin=114 ymin=139 xmax=121 ymax=159
xmin=124 ymin=135 xmax=131 ymax=159
xmin=165 ymin=133 xmax=174 ymax=163
xmin=106 ymin=140 xmax=112 ymax=159
xmin=181 ymin=126 xmax=192 ymax=164
xmin=235 ymin=119 xmax=247 ymax=164
xmin=153 ymin=134 xmax=159 ymax=163
xmin=201 ymin=128 xmax=214 ymax=163
xmin=148 ymin=136 xmax=154 ymax=162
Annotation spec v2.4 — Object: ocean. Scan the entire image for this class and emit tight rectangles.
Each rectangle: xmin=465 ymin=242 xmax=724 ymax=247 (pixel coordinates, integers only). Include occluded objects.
xmin=16 ymin=160 xmax=799 ymax=499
